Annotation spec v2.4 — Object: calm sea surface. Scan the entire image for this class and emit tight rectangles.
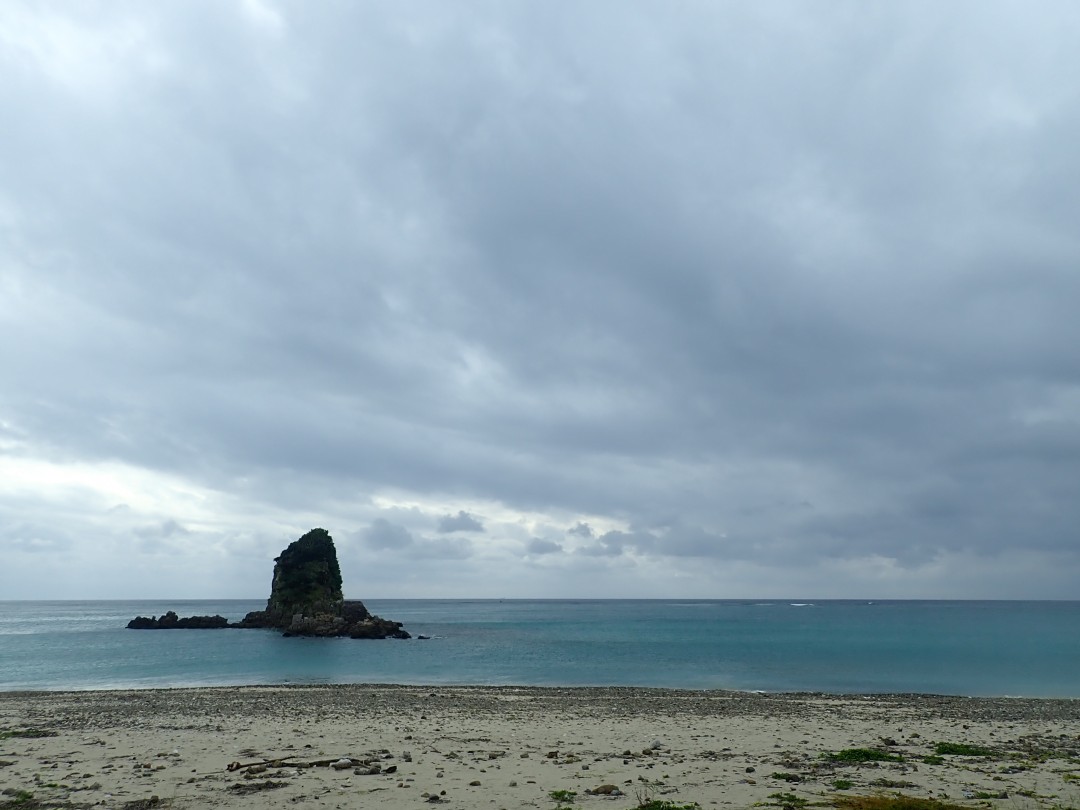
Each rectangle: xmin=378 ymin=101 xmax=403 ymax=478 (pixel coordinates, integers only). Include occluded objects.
xmin=1 ymin=600 xmax=1077 ymax=696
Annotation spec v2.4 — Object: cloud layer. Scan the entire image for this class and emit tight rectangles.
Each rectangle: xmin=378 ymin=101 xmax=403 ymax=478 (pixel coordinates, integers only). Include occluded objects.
xmin=2 ymin=2 xmax=1079 ymax=599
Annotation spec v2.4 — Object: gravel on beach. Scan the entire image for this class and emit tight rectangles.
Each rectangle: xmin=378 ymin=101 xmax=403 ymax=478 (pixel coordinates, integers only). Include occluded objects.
xmin=1 ymin=686 xmax=1078 ymax=810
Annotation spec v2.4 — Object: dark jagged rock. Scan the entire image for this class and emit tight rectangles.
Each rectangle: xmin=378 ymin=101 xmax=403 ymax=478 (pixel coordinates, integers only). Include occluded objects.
xmin=237 ymin=528 xmax=344 ymax=628
xmin=127 ymin=528 xmax=409 ymax=639
xmin=127 ymin=611 xmax=229 ymax=629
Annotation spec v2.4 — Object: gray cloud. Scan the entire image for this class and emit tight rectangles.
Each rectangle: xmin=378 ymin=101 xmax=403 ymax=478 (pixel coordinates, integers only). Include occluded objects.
xmin=526 ymin=538 xmax=562 ymax=556
xmin=2 ymin=523 xmax=72 ymax=554
xmin=1 ymin=1 xmax=1078 ymax=598
xmin=567 ymin=522 xmax=594 ymax=538
xmin=361 ymin=519 xmax=415 ymax=551
xmin=437 ymin=511 xmax=485 ymax=534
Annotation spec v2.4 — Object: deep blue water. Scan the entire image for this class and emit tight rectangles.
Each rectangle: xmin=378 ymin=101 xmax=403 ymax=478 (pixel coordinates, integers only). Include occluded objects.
xmin=1 ymin=599 xmax=1078 ymax=696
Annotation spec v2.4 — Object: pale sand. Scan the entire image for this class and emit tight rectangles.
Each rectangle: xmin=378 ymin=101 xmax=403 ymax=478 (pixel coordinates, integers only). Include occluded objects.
xmin=1 ymin=686 xmax=1078 ymax=809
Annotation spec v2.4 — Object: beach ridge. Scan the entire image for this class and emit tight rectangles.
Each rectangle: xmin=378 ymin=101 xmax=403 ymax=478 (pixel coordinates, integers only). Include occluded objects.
xmin=2 ymin=686 xmax=1077 ymax=809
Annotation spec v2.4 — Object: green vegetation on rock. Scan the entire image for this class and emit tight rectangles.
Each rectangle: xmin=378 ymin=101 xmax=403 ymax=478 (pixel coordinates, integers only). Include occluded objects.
xmin=266 ymin=527 xmax=343 ymax=618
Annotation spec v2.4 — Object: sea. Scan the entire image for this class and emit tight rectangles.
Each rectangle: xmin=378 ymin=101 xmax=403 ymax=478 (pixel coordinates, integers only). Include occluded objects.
xmin=1 ymin=599 xmax=1078 ymax=697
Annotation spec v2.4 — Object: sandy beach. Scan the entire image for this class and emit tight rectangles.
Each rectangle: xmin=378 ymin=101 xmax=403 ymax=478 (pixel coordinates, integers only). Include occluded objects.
xmin=1 ymin=686 xmax=1078 ymax=810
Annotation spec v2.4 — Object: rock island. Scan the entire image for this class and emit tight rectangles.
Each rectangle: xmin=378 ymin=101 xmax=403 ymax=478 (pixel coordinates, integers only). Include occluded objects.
xmin=127 ymin=528 xmax=409 ymax=639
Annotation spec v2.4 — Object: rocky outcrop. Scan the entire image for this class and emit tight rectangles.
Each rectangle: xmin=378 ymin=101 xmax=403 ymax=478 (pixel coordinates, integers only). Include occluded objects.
xmin=127 ymin=528 xmax=409 ymax=639
xmin=127 ymin=611 xmax=229 ymax=629
xmin=235 ymin=528 xmax=344 ymax=629
xmin=277 ymin=599 xmax=410 ymax=639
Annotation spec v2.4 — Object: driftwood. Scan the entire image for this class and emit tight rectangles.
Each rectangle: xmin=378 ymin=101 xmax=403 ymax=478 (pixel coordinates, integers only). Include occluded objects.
xmin=226 ymin=756 xmax=392 ymax=772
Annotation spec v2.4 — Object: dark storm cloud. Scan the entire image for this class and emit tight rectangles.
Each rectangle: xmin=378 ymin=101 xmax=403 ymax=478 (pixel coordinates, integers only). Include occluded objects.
xmin=2 ymin=1 xmax=1079 ymax=597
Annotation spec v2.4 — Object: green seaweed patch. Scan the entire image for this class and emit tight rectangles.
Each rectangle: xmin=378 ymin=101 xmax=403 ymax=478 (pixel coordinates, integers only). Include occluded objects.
xmin=0 ymin=729 xmax=57 ymax=740
xmin=920 ymin=755 xmax=944 ymax=765
xmin=773 ymin=773 xmax=803 ymax=783
xmin=932 ymin=742 xmax=995 ymax=757
xmin=636 ymin=802 xmax=699 ymax=810
xmin=824 ymin=749 xmax=903 ymax=763
xmin=832 ymin=797 xmax=970 ymax=810
xmin=227 ymin=780 xmax=288 ymax=795
xmin=0 ymin=790 xmax=34 ymax=809
xmin=832 ymin=780 xmax=855 ymax=791
xmin=767 ymin=792 xmax=810 ymax=809
xmin=549 ymin=790 xmax=577 ymax=803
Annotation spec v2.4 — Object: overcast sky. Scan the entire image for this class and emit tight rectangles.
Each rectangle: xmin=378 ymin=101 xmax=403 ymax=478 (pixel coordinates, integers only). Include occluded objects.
xmin=2 ymin=1 xmax=1078 ymax=601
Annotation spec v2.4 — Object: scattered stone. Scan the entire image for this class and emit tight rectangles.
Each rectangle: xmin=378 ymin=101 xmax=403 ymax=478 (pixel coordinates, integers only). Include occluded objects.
xmin=590 ymin=784 xmax=622 ymax=795
xmin=228 ymin=779 xmax=289 ymax=794
xmin=470 ymin=780 xmax=481 ymax=786
xmin=120 ymin=797 xmax=162 ymax=810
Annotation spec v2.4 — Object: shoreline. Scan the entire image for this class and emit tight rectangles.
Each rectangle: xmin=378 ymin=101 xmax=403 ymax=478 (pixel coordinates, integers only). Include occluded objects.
xmin=5 ymin=681 xmax=1080 ymax=701
xmin=2 ymin=686 xmax=1078 ymax=809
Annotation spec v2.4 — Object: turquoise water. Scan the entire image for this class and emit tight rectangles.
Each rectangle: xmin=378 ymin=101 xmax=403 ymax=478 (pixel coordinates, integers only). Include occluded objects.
xmin=1 ymin=600 xmax=1078 ymax=696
